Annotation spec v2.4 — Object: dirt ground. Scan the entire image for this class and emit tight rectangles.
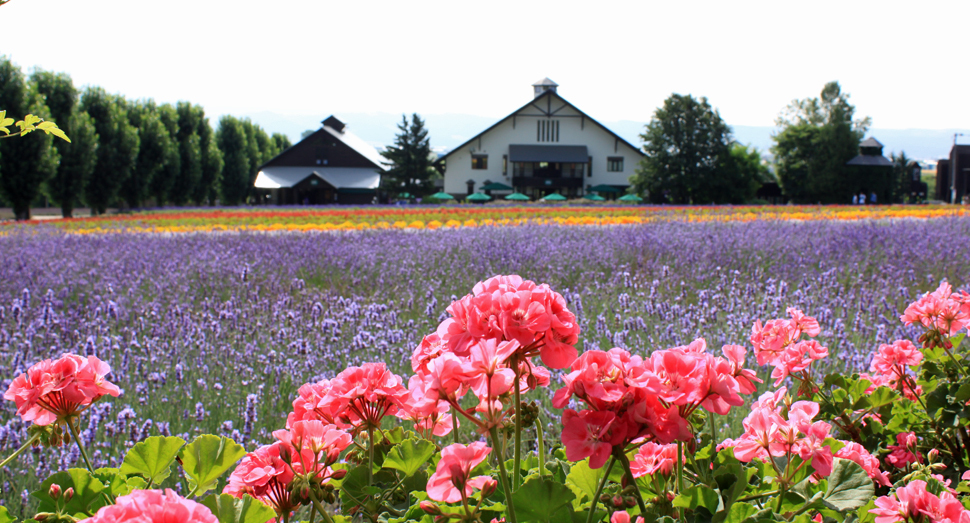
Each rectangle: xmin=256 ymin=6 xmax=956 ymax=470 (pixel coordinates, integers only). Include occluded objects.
xmin=0 ymin=207 xmax=116 ymax=221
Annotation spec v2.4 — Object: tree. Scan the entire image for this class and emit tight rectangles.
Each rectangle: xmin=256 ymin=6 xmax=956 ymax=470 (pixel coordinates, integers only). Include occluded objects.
xmin=890 ymin=151 xmax=912 ymax=203
xmin=81 ymin=87 xmax=139 ymax=215
xmin=271 ymin=133 xmax=291 ymax=153
xmin=124 ymin=100 xmax=175 ymax=208
xmin=0 ymin=56 xmax=59 ymax=220
xmin=216 ymin=115 xmax=250 ymax=206
xmin=197 ymin=117 xmax=223 ymax=205
xmin=710 ymin=143 xmax=769 ymax=204
xmin=32 ymin=69 xmax=97 ymax=217
xmin=631 ymin=94 xmax=736 ymax=204
xmin=772 ymin=81 xmax=870 ymax=203
xmin=380 ymin=114 xmax=436 ymax=198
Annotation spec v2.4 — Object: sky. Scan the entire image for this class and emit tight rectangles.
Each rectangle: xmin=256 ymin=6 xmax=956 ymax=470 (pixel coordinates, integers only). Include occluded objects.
xmin=2 ymin=0 xmax=969 ymax=138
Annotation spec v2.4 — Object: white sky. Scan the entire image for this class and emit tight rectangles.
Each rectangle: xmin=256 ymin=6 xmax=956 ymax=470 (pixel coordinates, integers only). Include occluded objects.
xmin=2 ymin=0 xmax=968 ymax=131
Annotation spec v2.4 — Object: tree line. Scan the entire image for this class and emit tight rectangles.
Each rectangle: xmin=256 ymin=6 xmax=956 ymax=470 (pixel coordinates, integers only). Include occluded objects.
xmin=0 ymin=56 xmax=292 ymax=219
xmin=632 ymin=81 xmax=914 ymax=204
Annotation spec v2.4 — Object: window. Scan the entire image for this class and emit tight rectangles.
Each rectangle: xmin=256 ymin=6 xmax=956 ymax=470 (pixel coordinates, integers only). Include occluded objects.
xmin=537 ymin=120 xmax=560 ymax=142
xmin=472 ymin=155 xmax=488 ymax=170
xmin=607 ymin=157 xmax=624 ymax=172
xmin=503 ymin=155 xmax=508 ymax=175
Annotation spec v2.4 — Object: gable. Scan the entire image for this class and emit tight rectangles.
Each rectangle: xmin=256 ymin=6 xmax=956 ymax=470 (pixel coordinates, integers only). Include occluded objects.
xmin=263 ymin=127 xmax=382 ymax=169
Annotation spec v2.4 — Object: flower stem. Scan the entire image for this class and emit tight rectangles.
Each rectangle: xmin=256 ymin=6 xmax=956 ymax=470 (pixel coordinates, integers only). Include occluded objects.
xmin=536 ymin=415 xmax=546 ymax=479
xmin=615 ymin=449 xmax=648 ymax=518
xmin=306 ymin=489 xmax=336 ymax=523
xmin=66 ymin=418 xmax=96 ymax=475
xmin=0 ymin=431 xmax=41 ymax=469
xmin=676 ymin=441 xmax=684 ymax=494
xmin=513 ymin=365 xmax=522 ymax=491
xmin=367 ymin=427 xmax=375 ymax=486
xmin=488 ymin=427 xmax=518 ymax=523
xmin=586 ymin=457 xmax=615 ymax=523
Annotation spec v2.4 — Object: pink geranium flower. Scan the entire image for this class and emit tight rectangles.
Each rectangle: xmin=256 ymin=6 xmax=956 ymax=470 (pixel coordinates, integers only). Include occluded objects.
xmin=630 ymin=442 xmax=680 ymax=478
xmin=225 ymin=442 xmax=298 ymax=515
xmin=321 ymin=363 xmax=409 ymax=431
xmin=3 ymin=354 xmax=120 ymax=427
xmin=426 ymin=442 xmax=494 ymax=503
xmin=85 ymin=489 xmax=218 ymax=523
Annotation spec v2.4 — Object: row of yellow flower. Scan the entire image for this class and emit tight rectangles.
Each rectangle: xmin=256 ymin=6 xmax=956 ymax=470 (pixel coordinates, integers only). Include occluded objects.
xmin=49 ymin=207 xmax=969 ymax=235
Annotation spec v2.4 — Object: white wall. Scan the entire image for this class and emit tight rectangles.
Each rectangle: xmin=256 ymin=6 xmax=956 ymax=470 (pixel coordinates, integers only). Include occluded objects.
xmin=442 ymin=93 xmax=644 ymax=195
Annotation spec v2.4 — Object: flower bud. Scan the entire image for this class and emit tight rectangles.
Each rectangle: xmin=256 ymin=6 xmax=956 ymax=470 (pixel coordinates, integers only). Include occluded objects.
xmin=420 ymin=501 xmax=442 ymax=516
xmin=435 ymin=516 xmax=449 ymax=523
xmin=480 ymin=478 xmax=498 ymax=498
xmin=330 ymin=468 xmax=348 ymax=480
xmin=48 ymin=484 xmax=61 ymax=500
xmin=928 ymin=448 xmax=939 ymax=463
xmin=612 ymin=495 xmax=624 ymax=508
xmin=526 ymin=374 xmax=539 ymax=390
xmin=326 ymin=448 xmax=342 ymax=466
xmin=624 ymin=497 xmax=637 ymax=509
xmin=64 ymin=487 xmax=74 ymax=503
xmin=34 ymin=513 xmax=52 ymax=522
xmin=301 ymin=487 xmax=310 ymax=501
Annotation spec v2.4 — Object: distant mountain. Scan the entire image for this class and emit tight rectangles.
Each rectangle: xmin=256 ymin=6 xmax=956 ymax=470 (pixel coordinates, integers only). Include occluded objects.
xmin=240 ymin=111 xmax=961 ymax=164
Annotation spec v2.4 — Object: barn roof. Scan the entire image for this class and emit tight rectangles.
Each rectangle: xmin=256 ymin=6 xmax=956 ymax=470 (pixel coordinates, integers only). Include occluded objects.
xmin=254 ymin=167 xmax=381 ymax=189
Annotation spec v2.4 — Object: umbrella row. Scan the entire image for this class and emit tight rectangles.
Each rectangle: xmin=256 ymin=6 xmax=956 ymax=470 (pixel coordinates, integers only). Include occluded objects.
xmin=424 ymin=191 xmax=643 ymax=203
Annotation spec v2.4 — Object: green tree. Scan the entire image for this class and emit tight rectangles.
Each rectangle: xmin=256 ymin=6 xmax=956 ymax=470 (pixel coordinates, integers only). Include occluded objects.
xmin=172 ymin=102 xmax=203 ymax=206
xmin=197 ymin=118 xmax=223 ymax=205
xmin=150 ymin=103 xmax=180 ymax=207
xmin=772 ymin=81 xmax=870 ymax=203
xmin=890 ymin=151 xmax=912 ymax=203
xmin=32 ymin=69 xmax=97 ymax=217
xmin=216 ymin=115 xmax=250 ymax=206
xmin=125 ymin=100 xmax=175 ymax=208
xmin=81 ymin=87 xmax=139 ymax=215
xmin=271 ymin=133 xmax=291 ymax=154
xmin=631 ymin=94 xmax=734 ymax=204
xmin=704 ymin=143 xmax=770 ymax=204
xmin=380 ymin=114 xmax=435 ymax=198
xmin=0 ymin=56 xmax=59 ymax=220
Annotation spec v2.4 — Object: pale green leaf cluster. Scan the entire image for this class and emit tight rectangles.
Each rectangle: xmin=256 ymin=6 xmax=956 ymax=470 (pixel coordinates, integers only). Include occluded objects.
xmin=0 ymin=110 xmax=71 ymax=142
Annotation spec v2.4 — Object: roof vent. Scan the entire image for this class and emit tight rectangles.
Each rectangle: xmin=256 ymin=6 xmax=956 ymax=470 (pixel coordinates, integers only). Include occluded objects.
xmin=322 ymin=115 xmax=346 ymax=133
xmin=532 ymin=77 xmax=558 ymax=99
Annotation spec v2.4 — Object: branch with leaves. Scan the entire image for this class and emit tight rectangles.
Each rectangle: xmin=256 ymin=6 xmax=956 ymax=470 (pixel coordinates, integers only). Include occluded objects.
xmin=0 ymin=110 xmax=71 ymax=142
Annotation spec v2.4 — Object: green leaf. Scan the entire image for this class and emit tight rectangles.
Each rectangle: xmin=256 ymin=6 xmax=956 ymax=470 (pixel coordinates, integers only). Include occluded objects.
xmin=718 ymin=502 xmax=758 ymax=523
xmin=512 ymin=475 xmax=576 ymax=523
xmin=93 ymin=467 xmax=134 ymax=498
xmin=382 ymin=438 xmax=436 ymax=478
xmin=201 ymin=493 xmax=278 ymax=523
xmin=673 ymin=485 xmax=720 ymax=513
xmin=565 ymin=458 xmax=601 ymax=505
xmin=339 ymin=465 xmax=372 ymax=508
xmin=180 ymin=435 xmax=246 ymax=497
xmin=32 ymin=469 xmax=107 ymax=517
xmin=822 ymin=459 xmax=875 ymax=512
xmin=0 ymin=506 xmax=13 ymax=523
xmin=120 ymin=436 xmax=186 ymax=486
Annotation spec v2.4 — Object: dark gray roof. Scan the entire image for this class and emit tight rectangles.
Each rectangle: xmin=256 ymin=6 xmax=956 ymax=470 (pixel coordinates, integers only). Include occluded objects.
xmin=847 ymin=155 xmax=893 ymax=167
xmin=860 ymin=137 xmax=883 ymax=148
xmin=509 ymin=145 xmax=588 ymax=163
xmin=532 ymin=77 xmax=558 ymax=87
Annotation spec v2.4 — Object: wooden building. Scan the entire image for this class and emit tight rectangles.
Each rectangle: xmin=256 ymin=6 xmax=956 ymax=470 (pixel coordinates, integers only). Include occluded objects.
xmin=846 ymin=137 xmax=893 ymax=202
xmin=936 ymin=144 xmax=970 ymax=203
xmin=254 ymin=116 xmax=386 ymax=205
xmin=436 ymin=79 xmax=645 ymax=200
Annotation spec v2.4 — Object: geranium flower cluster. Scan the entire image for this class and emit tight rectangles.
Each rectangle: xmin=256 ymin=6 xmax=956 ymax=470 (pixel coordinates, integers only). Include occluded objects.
xmin=630 ymin=442 xmax=680 ymax=478
xmin=885 ymin=432 xmax=923 ymax=469
xmin=407 ymin=275 xmax=576 ymax=431
xmin=85 ymin=489 xmax=218 ymax=523
xmin=860 ymin=340 xmax=924 ymax=400
xmin=3 ymin=354 xmax=120 ymax=426
xmin=426 ymin=442 xmax=496 ymax=503
xmin=286 ymin=362 xmax=409 ymax=434
xmin=901 ymin=282 xmax=970 ymax=348
xmin=750 ymin=308 xmax=828 ymax=387
xmin=225 ymin=420 xmax=352 ymax=515
xmin=553 ymin=341 xmax=760 ymax=468
xmin=720 ymin=388 xmax=835 ymax=476
xmin=870 ymin=480 xmax=970 ymax=523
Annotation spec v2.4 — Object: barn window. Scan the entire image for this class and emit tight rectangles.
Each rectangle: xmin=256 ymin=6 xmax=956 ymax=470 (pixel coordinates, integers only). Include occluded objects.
xmin=472 ymin=155 xmax=488 ymax=170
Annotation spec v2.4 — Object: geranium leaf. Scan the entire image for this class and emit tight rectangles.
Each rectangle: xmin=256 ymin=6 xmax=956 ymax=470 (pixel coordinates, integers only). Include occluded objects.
xmin=822 ymin=458 xmax=874 ymax=512
xmin=382 ymin=438 xmax=436 ymax=477
xmin=564 ymin=458 xmax=601 ymax=506
xmin=673 ymin=485 xmax=720 ymax=513
xmin=31 ymin=468 xmax=107 ymax=517
xmin=0 ymin=506 xmax=13 ymax=523
xmin=119 ymin=435 xmax=186 ymax=486
xmin=201 ymin=493 xmax=277 ymax=523
xmin=512 ymin=475 xmax=575 ymax=522
xmin=180 ymin=435 xmax=246 ymax=497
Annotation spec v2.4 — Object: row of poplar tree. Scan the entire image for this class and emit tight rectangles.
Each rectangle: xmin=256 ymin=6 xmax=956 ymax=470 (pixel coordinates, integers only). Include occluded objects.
xmin=0 ymin=56 xmax=292 ymax=220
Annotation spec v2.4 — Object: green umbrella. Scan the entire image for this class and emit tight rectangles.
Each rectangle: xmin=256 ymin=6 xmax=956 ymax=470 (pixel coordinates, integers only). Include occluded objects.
xmin=589 ymin=184 xmax=621 ymax=193
xmin=429 ymin=191 xmax=454 ymax=200
xmin=540 ymin=193 xmax=567 ymax=201
xmin=505 ymin=192 xmax=531 ymax=201
xmin=466 ymin=192 xmax=491 ymax=201
xmin=397 ymin=192 xmax=414 ymax=199
xmin=481 ymin=182 xmax=514 ymax=191
xmin=618 ymin=194 xmax=643 ymax=202
xmin=583 ymin=194 xmax=606 ymax=201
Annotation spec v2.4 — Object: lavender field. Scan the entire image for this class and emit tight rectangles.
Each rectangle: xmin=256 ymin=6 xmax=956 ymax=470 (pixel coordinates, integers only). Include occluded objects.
xmin=1 ymin=219 xmax=969 ymax=514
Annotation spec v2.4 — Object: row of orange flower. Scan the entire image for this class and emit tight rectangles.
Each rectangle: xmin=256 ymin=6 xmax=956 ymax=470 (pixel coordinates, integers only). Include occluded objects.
xmin=4 ymin=205 xmax=969 ymax=234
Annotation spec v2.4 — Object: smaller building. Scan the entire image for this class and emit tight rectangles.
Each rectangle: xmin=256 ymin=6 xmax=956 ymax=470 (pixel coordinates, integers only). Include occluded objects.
xmin=254 ymin=116 xmax=387 ymax=205
xmin=935 ymin=144 xmax=970 ymax=203
xmin=846 ymin=137 xmax=893 ymax=203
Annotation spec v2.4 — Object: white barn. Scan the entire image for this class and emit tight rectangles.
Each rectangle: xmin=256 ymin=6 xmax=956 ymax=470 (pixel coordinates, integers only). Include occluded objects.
xmin=438 ymin=79 xmax=644 ymax=199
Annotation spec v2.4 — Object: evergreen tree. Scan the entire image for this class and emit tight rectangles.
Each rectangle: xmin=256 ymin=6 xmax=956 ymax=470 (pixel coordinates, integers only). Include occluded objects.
xmin=271 ymin=133 xmax=292 ymax=153
xmin=81 ymin=87 xmax=139 ymax=215
xmin=216 ymin=115 xmax=250 ymax=206
xmin=197 ymin=117 xmax=222 ymax=205
xmin=0 ymin=56 xmax=59 ymax=220
xmin=124 ymin=100 xmax=174 ymax=208
xmin=380 ymin=114 xmax=435 ymax=198
xmin=32 ymin=69 xmax=97 ymax=217
xmin=172 ymin=102 xmax=203 ymax=205
xmin=772 ymin=82 xmax=870 ymax=203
